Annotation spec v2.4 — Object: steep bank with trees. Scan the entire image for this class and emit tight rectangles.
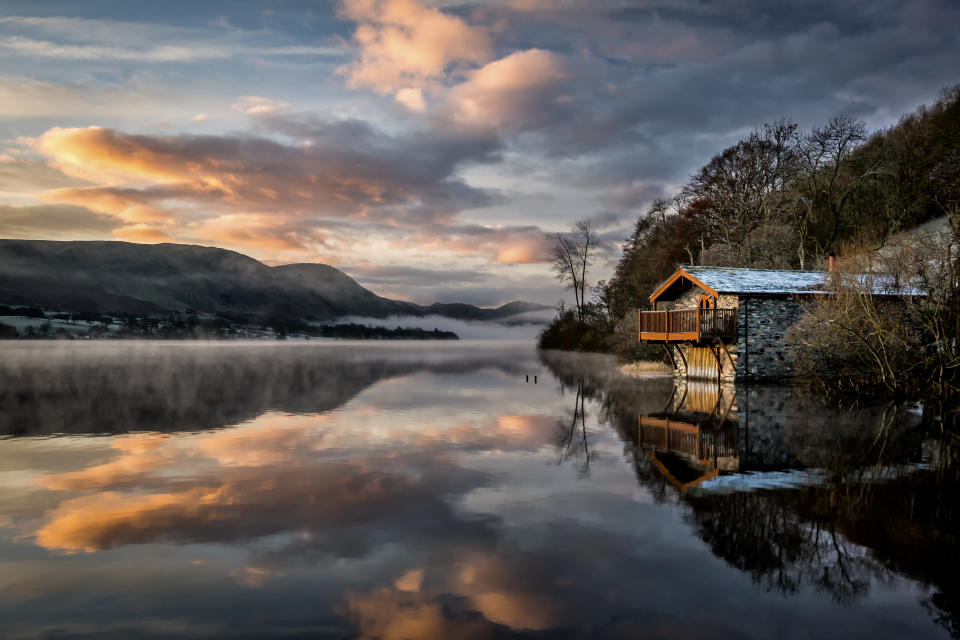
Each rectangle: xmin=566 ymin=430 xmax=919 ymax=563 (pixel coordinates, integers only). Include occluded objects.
xmin=539 ymin=88 xmax=960 ymax=397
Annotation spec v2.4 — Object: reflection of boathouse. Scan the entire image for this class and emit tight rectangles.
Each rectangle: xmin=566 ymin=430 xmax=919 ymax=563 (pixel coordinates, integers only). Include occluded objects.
xmin=635 ymin=378 xmax=929 ymax=494
xmin=638 ymin=381 xmax=739 ymax=492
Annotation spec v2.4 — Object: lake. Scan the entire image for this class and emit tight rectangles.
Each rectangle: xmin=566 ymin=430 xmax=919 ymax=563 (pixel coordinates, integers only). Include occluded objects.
xmin=0 ymin=341 xmax=956 ymax=639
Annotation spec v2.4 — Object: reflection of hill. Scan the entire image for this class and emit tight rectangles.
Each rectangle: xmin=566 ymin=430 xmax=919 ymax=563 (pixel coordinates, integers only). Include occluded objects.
xmin=0 ymin=342 xmax=531 ymax=435
xmin=539 ymin=351 xmax=959 ymax=638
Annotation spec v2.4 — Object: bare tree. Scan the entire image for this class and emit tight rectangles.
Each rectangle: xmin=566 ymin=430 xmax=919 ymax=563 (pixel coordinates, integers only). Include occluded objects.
xmin=550 ymin=220 xmax=597 ymax=324
xmin=683 ymin=120 xmax=799 ymax=265
xmin=797 ymin=114 xmax=881 ymax=257
xmin=791 ymin=221 xmax=959 ymax=399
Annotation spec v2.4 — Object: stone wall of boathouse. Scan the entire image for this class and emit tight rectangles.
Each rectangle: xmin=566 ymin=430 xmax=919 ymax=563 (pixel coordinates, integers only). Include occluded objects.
xmin=735 ymin=296 xmax=805 ymax=381
xmin=666 ymin=293 xmax=806 ymax=382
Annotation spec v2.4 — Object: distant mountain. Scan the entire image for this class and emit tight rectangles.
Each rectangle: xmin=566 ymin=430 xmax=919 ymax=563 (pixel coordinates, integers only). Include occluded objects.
xmin=0 ymin=240 xmax=549 ymax=323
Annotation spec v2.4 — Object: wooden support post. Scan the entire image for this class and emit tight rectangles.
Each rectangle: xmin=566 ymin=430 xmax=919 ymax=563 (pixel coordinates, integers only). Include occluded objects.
xmin=709 ymin=345 xmax=723 ymax=385
xmin=674 ymin=344 xmax=687 ymax=372
xmin=661 ymin=343 xmax=678 ymax=371
xmin=715 ymin=336 xmax=736 ymax=376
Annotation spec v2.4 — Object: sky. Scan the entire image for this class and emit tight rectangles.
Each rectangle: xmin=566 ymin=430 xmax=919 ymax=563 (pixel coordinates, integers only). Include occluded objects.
xmin=0 ymin=0 xmax=958 ymax=306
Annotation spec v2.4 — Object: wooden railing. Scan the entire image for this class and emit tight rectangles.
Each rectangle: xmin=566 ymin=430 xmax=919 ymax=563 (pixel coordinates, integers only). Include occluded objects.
xmin=638 ymin=308 xmax=737 ymax=342
xmin=639 ymin=417 xmax=738 ymax=464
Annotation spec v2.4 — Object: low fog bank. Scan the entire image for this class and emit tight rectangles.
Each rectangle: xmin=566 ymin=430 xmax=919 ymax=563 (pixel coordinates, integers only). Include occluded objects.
xmin=334 ymin=309 xmax=554 ymax=340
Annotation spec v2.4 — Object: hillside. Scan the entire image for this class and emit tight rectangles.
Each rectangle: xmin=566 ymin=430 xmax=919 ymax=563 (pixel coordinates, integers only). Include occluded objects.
xmin=540 ymin=87 xmax=960 ymax=357
xmin=0 ymin=240 xmax=547 ymax=323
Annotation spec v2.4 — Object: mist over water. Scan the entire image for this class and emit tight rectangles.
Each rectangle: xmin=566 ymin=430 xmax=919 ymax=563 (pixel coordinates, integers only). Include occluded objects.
xmin=0 ymin=341 xmax=955 ymax=639
xmin=334 ymin=310 xmax=554 ymax=340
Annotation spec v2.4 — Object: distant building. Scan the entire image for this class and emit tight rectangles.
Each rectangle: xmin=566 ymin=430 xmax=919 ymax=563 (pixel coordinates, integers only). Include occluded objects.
xmin=638 ymin=265 xmax=911 ymax=381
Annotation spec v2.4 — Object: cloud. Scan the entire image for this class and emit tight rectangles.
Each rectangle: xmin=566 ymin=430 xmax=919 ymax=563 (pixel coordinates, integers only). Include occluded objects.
xmin=337 ymin=0 xmax=493 ymax=96
xmin=0 ymin=157 xmax=91 ymax=203
xmin=409 ymin=223 xmax=554 ymax=264
xmin=0 ymin=16 xmax=343 ymax=63
xmin=346 ymin=264 xmax=492 ymax=286
xmin=190 ymin=213 xmax=317 ymax=252
xmin=6 ymin=0 xmax=958 ymax=299
xmin=445 ymin=48 xmax=569 ymax=130
xmin=111 ymin=223 xmax=174 ymax=243
xmin=395 ymin=87 xmax=427 ymax=111
xmin=0 ymin=203 xmax=118 ymax=239
xmin=24 ymin=121 xmax=560 ymax=265
xmin=42 ymin=187 xmax=173 ymax=224
xmin=232 ymin=96 xmax=291 ymax=115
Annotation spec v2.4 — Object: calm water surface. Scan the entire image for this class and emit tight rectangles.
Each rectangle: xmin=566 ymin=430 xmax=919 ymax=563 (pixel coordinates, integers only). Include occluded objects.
xmin=0 ymin=341 xmax=956 ymax=639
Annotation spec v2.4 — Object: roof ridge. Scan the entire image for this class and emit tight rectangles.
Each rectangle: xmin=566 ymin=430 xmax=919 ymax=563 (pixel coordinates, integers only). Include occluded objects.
xmin=681 ymin=264 xmax=826 ymax=274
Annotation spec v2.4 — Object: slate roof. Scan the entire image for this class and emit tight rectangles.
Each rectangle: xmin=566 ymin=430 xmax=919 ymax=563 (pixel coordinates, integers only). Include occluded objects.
xmin=656 ymin=265 xmax=924 ymax=299
xmin=680 ymin=266 xmax=829 ymax=295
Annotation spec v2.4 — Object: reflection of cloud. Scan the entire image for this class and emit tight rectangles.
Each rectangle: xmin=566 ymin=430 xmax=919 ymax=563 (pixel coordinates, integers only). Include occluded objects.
xmin=469 ymin=591 xmax=559 ymax=630
xmin=32 ymin=461 xmax=404 ymax=553
xmin=344 ymin=587 xmax=495 ymax=640
xmin=394 ymin=568 xmax=424 ymax=592
xmin=29 ymin=401 xmax=557 ymax=554
xmin=35 ymin=488 xmax=219 ymax=553
xmin=342 ymin=554 xmax=564 ymax=636
xmin=39 ymin=435 xmax=171 ymax=492
xmin=231 ymin=565 xmax=287 ymax=588
xmin=189 ymin=417 xmax=328 ymax=468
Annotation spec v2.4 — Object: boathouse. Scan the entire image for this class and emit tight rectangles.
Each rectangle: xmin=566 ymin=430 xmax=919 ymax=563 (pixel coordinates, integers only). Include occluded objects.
xmin=638 ymin=266 xmax=836 ymax=382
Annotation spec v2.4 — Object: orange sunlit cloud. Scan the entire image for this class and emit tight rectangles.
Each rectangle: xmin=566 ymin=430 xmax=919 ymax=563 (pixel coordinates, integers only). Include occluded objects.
xmin=43 ymin=187 xmax=172 ymax=224
xmin=447 ymin=49 xmax=568 ymax=129
xmin=35 ymin=127 xmax=196 ymax=186
xmin=408 ymin=226 xmax=554 ymax=264
xmin=337 ymin=0 xmax=493 ymax=99
xmin=24 ymin=123 xmax=554 ymax=265
xmin=111 ymin=223 xmax=174 ymax=243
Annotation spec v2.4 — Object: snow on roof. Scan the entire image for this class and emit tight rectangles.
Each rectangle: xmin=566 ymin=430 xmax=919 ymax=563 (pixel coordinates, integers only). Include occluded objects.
xmin=657 ymin=265 xmax=923 ymax=297
xmin=680 ymin=265 xmax=828 ymax=295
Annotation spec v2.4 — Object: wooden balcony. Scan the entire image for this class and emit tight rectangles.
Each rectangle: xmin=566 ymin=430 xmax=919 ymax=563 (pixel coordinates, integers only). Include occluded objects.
xmin=638 ymin=308 xmax=737 ymax=343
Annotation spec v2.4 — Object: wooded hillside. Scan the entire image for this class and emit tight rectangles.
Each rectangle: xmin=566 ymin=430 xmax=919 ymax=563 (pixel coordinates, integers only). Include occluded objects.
xmin=541 ymin=87 xmax=960 ymax=360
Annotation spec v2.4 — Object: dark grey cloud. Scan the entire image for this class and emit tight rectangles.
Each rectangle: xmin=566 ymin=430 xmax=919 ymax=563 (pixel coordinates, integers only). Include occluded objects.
xmin=448 ymin=0 xmax=960 ymax=231
xmin=346 ymin=264 xmax=492 ymax=286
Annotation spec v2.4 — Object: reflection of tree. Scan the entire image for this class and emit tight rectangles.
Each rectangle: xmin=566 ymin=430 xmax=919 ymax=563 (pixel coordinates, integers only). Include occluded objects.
xmin=554 ymin=377 xmax=595 ymax=478
xmin=541 ymin=349 xmax=960 ymax=638
xmin=685 ymin=490 xmax=878 ymax=601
